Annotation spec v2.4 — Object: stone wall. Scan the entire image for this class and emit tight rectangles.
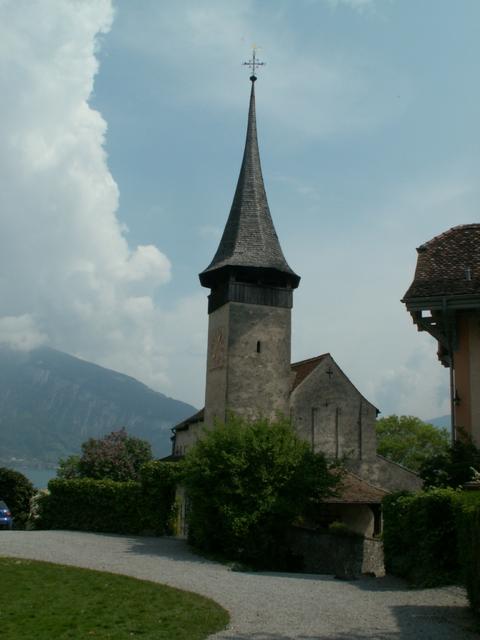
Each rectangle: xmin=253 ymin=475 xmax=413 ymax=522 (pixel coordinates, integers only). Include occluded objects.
xmin=290 ymin=355 xmax=377 ymax=461
xmin=174 ymin=421 xmax=205 ymax=456
xmin=205 ymin=300 xmax=291 ymax=427
xmin=227 ymin=302 xmax=291 ymax=421
xmin=347 ymin=455 xmax=423 ymax=493
xmin=288 ymin=526 xmax=385 ymax=578
xmin=204 ymin=303 xmax=230 ymax=427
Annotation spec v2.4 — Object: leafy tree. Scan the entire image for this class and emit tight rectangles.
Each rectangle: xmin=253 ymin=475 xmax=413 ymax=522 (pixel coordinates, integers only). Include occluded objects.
xmin=0 ymin=467 xmax=35 ymax=528
xmin=181 ymin=415 xmax=339 ymax=568
xmin=376 ymin=415 xmax=449 ymax=472
xmin=57 ymin=455 xmax=81 ymax=479
xmin=420 ymin=434 xmax=480 ymax=489
xmin=77 ymin=429 xmax=153 ymax=482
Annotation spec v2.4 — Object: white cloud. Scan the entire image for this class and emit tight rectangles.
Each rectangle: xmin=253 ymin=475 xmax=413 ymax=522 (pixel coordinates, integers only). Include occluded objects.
xmin=0 ymin=315 xmax=47 ymax=352
xmin=371 ymin=337 xmax=450 ymax=420
xmin=0 ymin=1 xmax=182 ymax=396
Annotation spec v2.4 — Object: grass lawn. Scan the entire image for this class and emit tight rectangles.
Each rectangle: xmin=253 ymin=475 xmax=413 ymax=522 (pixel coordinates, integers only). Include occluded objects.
xmin=0 ymin=557 xmax=229 ymax=639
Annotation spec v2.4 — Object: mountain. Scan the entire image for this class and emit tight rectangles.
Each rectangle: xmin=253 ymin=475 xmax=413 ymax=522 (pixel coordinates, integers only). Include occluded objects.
xmin=427 ymin=415 xmax=451 ymax=429
xmin=0 ymin=346 xmax=196 ymax=466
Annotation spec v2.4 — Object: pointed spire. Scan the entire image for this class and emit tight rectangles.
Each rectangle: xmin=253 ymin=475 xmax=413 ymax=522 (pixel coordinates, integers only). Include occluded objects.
xmin=200 ymin=76 xmax=300 ymax=289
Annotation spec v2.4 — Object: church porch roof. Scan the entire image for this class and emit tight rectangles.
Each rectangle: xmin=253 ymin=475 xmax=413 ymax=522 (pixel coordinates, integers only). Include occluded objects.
xmin=325 ymin=471 xmax=389 ymax=504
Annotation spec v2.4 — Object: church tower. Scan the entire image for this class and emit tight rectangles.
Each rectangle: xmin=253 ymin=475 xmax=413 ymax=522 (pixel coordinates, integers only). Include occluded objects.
xmin=199 ymin=68 xmax=300 ymax=427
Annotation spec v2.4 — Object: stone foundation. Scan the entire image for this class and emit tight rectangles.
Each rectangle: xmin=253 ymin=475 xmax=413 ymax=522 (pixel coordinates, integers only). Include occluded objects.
xmin=288 ymin=526 xmax=385 ymax=578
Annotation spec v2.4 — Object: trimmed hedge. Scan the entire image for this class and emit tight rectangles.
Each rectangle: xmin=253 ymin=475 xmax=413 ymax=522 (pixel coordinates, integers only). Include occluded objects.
xmin=139 ymin=460 xmax=178 ymax=534
xmin=38 ymin=461 xmax=178 ymax=535
xmin=382 ymin=489 xmax=459 ymax=587
xmin=456 ymin=492 xmax=480 ymax=613
xmin=383 ymin=488 xmax=480 ymax=608
xmin=38 ymin=478 xmax=142 ymax=533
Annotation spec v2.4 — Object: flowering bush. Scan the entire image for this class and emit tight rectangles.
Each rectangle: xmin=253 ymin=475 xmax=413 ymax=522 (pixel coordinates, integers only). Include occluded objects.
xmin=60 ymin=428 xmax=153 ymax=481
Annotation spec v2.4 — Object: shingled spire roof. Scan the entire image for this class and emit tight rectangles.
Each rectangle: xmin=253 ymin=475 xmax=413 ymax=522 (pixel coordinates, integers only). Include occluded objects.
xmin=199 ymin=76 xmax=300 ymax=289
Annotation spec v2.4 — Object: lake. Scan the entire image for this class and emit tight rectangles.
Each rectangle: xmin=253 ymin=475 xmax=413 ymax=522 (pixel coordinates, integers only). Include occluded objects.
xmin=20 ymin=467 xmax=57 ymax=489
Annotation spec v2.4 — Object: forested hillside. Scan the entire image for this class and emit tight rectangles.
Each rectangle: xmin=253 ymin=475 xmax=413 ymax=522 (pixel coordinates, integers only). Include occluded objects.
xmin=0 ymin=346 xmax=196 ymax=465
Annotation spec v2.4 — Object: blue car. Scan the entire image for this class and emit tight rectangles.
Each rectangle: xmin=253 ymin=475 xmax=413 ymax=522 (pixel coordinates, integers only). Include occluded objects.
xmin=0 ymin=501 xmax=13 ymax=530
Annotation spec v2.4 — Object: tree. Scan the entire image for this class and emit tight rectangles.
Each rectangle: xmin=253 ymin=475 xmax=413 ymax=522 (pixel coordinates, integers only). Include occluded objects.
xmin=0 ymin=467 xmax=35 ymax=528
xmin=76 ymin=429 xmax=153 ymax=482
xmin=181 ymin=415 xmax=339 ymax=568
xmin=57 ymin=455 xmax=81 ymax=479
xmin=376 ymin=415 xmax=449 ymax=472
xmin=420 ymin=434 xmax=480 ymax=489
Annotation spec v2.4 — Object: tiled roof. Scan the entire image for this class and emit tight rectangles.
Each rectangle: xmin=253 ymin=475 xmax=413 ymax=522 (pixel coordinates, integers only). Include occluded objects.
xmin=291 ymin=354 xmax=329 ymax=391
xmin=403 ymin=224 xmax=480 ymax=300
xmin=325 ymin=471 xmax=389 ymax=504
xmin=199 ymin=79 xmax=299 ymax=288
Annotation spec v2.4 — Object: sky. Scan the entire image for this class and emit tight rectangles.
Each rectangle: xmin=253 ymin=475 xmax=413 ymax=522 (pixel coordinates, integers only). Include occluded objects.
xmin=1 ymin=0 xmax=479 ymax=420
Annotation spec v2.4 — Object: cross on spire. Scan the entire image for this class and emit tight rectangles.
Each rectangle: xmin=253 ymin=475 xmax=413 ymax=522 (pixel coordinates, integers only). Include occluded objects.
xmin=243 ymin=46 xmax=265 ymax=81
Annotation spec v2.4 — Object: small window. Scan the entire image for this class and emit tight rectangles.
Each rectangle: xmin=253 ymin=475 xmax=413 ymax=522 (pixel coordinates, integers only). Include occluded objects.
xmin=256 ymin=340 xmax=261 ymax=353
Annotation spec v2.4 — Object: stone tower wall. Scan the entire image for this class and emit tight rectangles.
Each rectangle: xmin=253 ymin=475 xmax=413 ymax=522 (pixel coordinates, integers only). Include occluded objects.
xmin=204 ymin=301 xmax=291 ymax=426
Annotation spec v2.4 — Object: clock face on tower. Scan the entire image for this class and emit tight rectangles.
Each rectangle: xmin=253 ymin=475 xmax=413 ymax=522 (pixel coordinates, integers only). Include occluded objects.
xmin=210 ymin=327 xmax=226 ymax=369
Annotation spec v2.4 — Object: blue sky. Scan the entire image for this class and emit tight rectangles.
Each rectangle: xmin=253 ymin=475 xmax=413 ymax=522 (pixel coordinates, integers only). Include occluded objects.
xmin=1 ymin=0 xmax=479 ymax=419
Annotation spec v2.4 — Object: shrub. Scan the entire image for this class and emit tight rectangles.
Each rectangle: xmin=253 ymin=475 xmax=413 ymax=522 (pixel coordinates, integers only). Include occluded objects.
xmin=78 ymin=428 xmax=153 ymax=482
xmin=38 ymin=461 xmax=178 ymax=535
xmin=139 ymin=460 xmax=179 ymax=534
xmin=181 ymin=415 xmax=339 ymax=569
xmin=382 ymin=488 xmax=459 ymax=587
xmin=456 ymin=492 xmax=480 ymax=613
xmin=420 ymin=435 xmax=480 ymax=488
xmin=376 ymin=415 xmax=449 ymax=472
xmin=38 ymin=478 xmax=143 ymax=533
xmin=0 ymin=467 xmax=35 ymax=529
xmin=57 ymin=455 xmax=81 ymax=479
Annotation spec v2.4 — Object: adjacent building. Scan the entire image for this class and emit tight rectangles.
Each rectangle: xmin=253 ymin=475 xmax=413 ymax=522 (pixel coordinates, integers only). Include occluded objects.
xmin=403 ymin=224 xmax=480 ymax=447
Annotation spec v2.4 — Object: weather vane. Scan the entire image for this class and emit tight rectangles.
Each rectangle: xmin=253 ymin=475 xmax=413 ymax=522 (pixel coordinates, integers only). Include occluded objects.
xmin=243 ymin=46 xmax=265 ymax=81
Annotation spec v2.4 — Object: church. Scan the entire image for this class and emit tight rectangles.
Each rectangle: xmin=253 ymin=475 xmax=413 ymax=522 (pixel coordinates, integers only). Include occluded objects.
xmin=172 ymin=63 xmax=420 ymax=534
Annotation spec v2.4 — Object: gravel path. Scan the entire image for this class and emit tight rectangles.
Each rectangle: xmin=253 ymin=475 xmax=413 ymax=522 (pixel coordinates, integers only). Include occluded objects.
xmin=1 ymin=530 xmax=477 ymax=639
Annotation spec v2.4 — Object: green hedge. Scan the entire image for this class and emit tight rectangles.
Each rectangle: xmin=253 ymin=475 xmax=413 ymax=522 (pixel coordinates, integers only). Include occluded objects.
xmin=39 ymin=478 xmax=142 ymax=533
xmin=383 ymin=488 xmax=480 ymax=607
xmin=139 ymin=460 xmax=178 ymax=534
xmin=38 ymin=461 xmax=178 ymax=535
xmin=456 ymin=492 xmax=480 ymax=613
xmin=382 ymin=489 xmax=459 ymax=587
